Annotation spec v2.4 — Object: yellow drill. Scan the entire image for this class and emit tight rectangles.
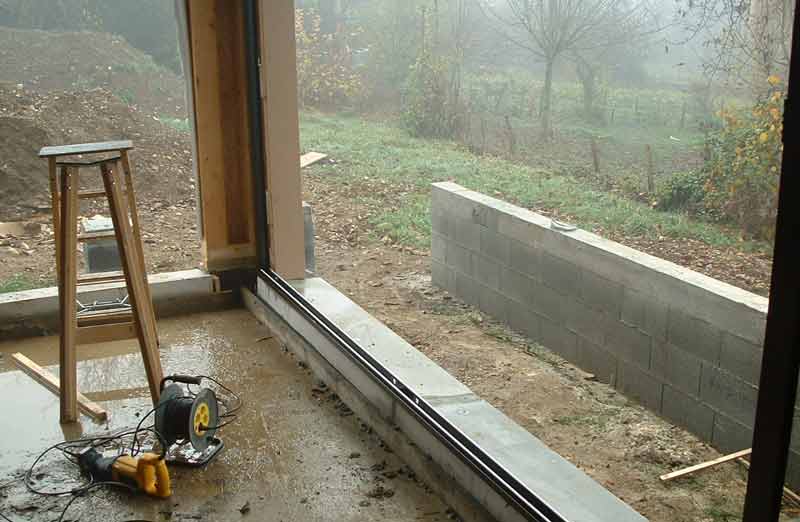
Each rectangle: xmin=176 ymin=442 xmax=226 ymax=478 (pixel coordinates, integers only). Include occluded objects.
xmin=77 ymin=447 xmax=171 ymax=498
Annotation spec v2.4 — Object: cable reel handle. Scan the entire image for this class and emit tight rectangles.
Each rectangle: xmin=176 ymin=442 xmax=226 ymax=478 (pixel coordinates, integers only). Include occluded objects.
xmin=160 ymin=374 xmax=202 ymax=391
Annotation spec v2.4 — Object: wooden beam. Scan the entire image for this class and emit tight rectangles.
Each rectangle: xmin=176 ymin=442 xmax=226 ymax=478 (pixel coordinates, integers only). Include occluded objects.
xmin=186 ymin=0 xmax=256 ymax=271
xmin=58 ymin=166 xmax=79 ymax=423
xmin=260 ymin=0 xmax=306 ymax=279
xmin=11 ymin=353 xmax=107 ymax=421
xmin=660 ymin=448 xmax=752 ymax=481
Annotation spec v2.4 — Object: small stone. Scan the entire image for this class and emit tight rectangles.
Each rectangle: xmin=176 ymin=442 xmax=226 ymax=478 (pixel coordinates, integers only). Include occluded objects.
xmin=239 ymin=501 xmax=250 ymax=514
xmin=348 ymin=452 xmax=361 ymax=459
xmin=358 ymin=501 xmax=370 ymax=507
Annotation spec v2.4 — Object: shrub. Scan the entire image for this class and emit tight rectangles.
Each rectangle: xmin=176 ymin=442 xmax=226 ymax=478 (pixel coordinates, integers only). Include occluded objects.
xmin=704 ymin=77 xmax=784 ymax=240
xmin=656 ymin=169 xmax=713 ymax=216
xmin=295 ymin=8 xmax=363 ymax=109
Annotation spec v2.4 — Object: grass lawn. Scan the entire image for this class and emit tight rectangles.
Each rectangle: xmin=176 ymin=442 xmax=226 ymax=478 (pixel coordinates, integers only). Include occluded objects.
xmin=299 ymin=111 xmax=769 ymax=254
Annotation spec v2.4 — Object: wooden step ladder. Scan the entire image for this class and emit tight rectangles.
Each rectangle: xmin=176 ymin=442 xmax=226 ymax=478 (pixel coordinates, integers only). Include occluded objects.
xmin=39 ymin=140 xmax=163 ymax=423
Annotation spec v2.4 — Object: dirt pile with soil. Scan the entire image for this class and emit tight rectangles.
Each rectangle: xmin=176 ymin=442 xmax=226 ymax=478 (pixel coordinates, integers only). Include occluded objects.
xmin=0 ymin=26 xmax=185 ymax=117
xmin=0 ymin=84 xmax=194 ymax=221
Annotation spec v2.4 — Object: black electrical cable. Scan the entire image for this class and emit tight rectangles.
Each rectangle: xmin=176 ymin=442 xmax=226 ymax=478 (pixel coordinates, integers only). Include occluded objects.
xmin=0 ymin=511 xmax=13 ymax=522
xmin=57 ymin=481 xmax=135 ymax=522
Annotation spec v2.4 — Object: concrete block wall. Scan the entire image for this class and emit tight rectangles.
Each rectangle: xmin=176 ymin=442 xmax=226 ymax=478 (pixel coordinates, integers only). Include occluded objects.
xmin=429 ymin=182 xmax=800 ymax=485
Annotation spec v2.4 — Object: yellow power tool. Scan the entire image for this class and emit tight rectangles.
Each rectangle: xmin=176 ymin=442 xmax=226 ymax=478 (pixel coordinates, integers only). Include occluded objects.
xmin=78 ymin=447 xmax=171 ymax=498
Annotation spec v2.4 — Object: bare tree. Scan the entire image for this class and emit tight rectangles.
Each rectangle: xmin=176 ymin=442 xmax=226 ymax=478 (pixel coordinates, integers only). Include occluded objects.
xmin=675 ymin=0 xmax=794 ymax=95
xmin=482 ymin=0 xmax=650 ymax=138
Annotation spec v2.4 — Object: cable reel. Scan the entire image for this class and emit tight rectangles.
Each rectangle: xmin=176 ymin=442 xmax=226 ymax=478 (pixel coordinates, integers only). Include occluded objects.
xmin=154 ymin=375 xmax=226 ymax=466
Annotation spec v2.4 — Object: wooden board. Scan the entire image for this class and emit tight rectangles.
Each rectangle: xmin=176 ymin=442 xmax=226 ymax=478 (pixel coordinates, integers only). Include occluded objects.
xmin=187 ymin=0 xmax=256 ymax=271
xmin=58 ymin=166 xmax=79 ymax=423
xmin=102 ymin=162 xmax=163 ymax=405
xmin=39 ymin=141 xmax=133 ymax=158
xmin=259 ymin=0 xmax=306 ymax=279
xmin=300 ymin=152 xmax=328 ymax=169
xmin=11 ymin=353 xmax=107 ymax=421
xmin=660 ymin=448 xmax=752 ymax=481
xmin=77 ymin=322 xmax=137 ymax=345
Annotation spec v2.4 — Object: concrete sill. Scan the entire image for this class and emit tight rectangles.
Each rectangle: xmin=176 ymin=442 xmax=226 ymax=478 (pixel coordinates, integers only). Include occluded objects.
xmin=0 ymin=269 xmax=228 ymax=338
xmin=251 ymin=276 xmax=646 ymax=522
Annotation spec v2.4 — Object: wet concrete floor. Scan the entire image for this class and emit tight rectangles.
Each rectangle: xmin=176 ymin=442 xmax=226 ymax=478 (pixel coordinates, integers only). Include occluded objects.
xmin=0 ymin=308 xmax=450 ymax=521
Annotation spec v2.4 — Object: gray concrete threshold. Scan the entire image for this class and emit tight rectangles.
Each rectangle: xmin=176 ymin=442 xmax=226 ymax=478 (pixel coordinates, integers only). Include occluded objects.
xmin=0 ymin=269 xmax=228 ymax=337
xmin=253 ymin=276 xmax=647 ymax=522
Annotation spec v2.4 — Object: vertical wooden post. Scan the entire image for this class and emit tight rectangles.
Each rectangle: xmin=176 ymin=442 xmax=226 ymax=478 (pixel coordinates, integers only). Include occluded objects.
xmin=645 ymin=144 xmax=655 ymax=193
xmin=48 ymin=158 xmax=61 ymax=286
xmin=260 ymin=0 xmax=306 ymax=279
xmin=591 ymin=137 xmax=601 ymax=175
xmin=186 ymin=0 xmax=256 ymax=271
xmin=58 ymin=166 xmax=79 ymax=423
xmin=101 ymin=163 xmax=162 ymax=405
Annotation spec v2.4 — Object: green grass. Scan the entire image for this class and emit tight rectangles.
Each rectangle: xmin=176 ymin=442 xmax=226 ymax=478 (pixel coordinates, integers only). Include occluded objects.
xmin=299 ymin=111 xmax=769 ymax=254
xmin=157 ymin=116 xmax=190 ymax=133
xmin=0 ymin=274 xmax=39 ymax=293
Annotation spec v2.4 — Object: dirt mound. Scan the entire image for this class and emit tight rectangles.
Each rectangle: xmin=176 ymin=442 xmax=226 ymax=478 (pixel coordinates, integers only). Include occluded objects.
xmin=0 ymin=26 xmax=186 ymax=117
xmin=0 ymin=85 xmax=194 ymax=221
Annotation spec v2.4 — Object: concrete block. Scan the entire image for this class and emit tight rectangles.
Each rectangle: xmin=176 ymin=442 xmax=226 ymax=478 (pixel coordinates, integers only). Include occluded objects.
xmin=431 ymin=260 xmax=455 ymax=294
xmin=616 ymin=360 xmax=664 ymax=412
xmin=472 ymin=253 xmax=501 ymax=290
xmin=506 ymin=302 xmax=541 ymax=342
xmin=479 ymin=286 xmax=508 ymax=323
xmin=712 ymin=412 xmax=753 ymax=454
xmin=452 ymin=217 xmax=481 ymax=251
xmin=650 ymin=340 xmax=702 ymax=396
xmin=576 ymin=336 xmax=618 ymax=385
xmin=660 ymin=384 xmax=715 ymax=442
xmin=455 ymin=272 xmax=480 ymax=308
xmin=540 ymin=251 xmax=581 ymax=297
xmin=499 ymin=266 xmax=533 ymax=307
xmin=563 ymin=297 xmax=608 ymax=347
xmin=509 ymin=239 xmax=540 ymax=280
xmin=719 ymin=332 xmax=762 ymax=386
xmin=580 ymin=270 xmax=623 ymax=318
xmin=471 ymin=202 xmax=498 ymax=230
xmin=529 ymin=280 xmax=566 ymax=324
xmin=700 ymin=364 xmax=758 ymax=427
xmin=431 ymin=207 xmax=452 ymax=238
xmin=621 ymin=288 xmax=668 ymax=341
xmin=605 ymin=320 xmax=652 ymax=369
xmin=446 ymin=241 xmax=472 ymax=276
xmin=540 ymin=315 xmax=578 ymax=362
xmin=431 ymin=232 xmax=446 ymax=263
xmin=667 ymin=308 xmax=722 ymax=364
xmin=480 ymin=227 xmax=510 ymax=265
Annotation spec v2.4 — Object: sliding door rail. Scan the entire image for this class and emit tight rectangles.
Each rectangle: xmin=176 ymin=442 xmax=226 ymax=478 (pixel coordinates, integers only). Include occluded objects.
xmin=257 ymin=268 xmax=569 ymax=522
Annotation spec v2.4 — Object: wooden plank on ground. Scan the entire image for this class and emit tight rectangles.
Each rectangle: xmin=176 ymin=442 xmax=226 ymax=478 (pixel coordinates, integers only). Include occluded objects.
xmin=11 ymin=353 xmax=107 ymax=421
xmin=660 ymin=448 xmax=752 ymax=481
xmin=300 ymin=152 xmax=327 ymax=169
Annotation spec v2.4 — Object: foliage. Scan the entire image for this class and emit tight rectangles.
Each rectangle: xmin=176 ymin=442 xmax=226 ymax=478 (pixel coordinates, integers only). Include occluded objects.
xmin=0 ymin=274 xmax=39 ymax=293
xmin=300 ymin=111 xmax=768 ymax=254
xmin=295 ymin=8 xmax=363 ymax=109
xmin=656 ymin=169 xmax=714 ymax=216
xmin=402 ymin=47 xmax=460 ymax=139
xmin=704 ymin=77 xmax=784 ymax=239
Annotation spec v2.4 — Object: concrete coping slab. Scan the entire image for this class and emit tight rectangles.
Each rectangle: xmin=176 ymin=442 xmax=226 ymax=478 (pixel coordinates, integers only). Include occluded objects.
xmin=286 ymin=276 xmax=647 ymax=522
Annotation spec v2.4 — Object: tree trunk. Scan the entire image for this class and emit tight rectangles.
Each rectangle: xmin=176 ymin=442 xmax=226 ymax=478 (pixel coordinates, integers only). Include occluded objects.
xmin=542 ymin=59 xmax=554 ymax=140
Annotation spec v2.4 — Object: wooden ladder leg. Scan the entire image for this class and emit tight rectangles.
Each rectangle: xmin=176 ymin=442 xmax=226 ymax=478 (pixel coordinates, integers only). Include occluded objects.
xmin=101 ymin=162 xmax=163 ymax=405
xmin=118 ymin=152 xmax=154 ymax=310
xmin=48 ymin=158 xmax=61 ymax=287
xmin=58 ymin=166 xmax=79 ymax=423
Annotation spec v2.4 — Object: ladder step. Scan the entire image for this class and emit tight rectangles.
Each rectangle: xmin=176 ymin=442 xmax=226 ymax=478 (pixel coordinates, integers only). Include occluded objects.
xmin=78 ymin=230 xmax=116 ymax=242
xmin=77 ymin=271 xmax=126 ymax=286
xmin=77 ymin=309 xmax=133 ymax=327
xmin=77 ymin=322 xmax=136 ymax=345
xmin=78 ymin=190 xmax=107 ymax=200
